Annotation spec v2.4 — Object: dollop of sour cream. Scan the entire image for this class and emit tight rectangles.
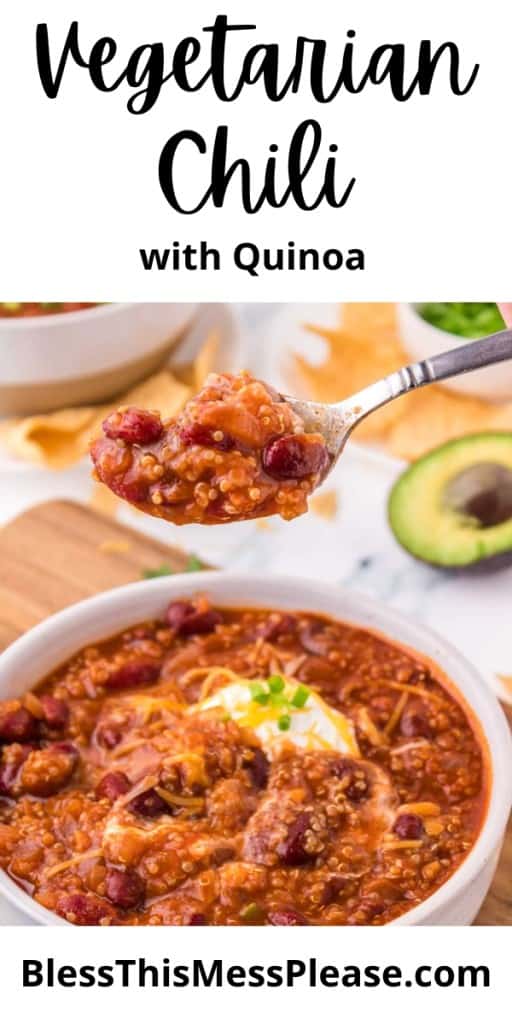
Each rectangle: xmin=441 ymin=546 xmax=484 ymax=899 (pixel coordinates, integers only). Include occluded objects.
xmin=193 ymin=679 xmax=360 ymax=759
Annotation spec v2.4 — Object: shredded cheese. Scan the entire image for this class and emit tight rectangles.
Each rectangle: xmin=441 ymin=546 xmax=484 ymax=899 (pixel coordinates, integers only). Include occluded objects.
xmin=382 ymin=840 xmax=423 ymax=851
xmin=397 ymin=802 xmax=440 ymax=817
xmin=45 ymin=849 xmax=103 ymax=879
xmin=116 ymin=773 xmax=159 ymax=809
xmin=154 ymin=787 xmax=205 ymax=810
xmin=384 ymin=691 xmax=409 ymax=737
xmin=358 ymin=708 xmax=388 ymax=748
xmin=424 ymin=820 xmax=444 ymax=837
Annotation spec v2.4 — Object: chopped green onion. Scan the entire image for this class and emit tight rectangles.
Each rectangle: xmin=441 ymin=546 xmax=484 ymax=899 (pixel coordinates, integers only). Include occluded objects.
xmin=142 ymin=563 xmax=174 ymax=579
xmin=269 ymin=691 xmax=285 ymax=707
xmin=291 ymin=684 xmax=310 ymax=709
xmin=253 ymin=692 xmax=270 ymax=706
xmin=249 ymin=682 xmax=265 ymax=699
xmin=186 ymin=554 xmax=203 ymax=572
xmin=142 ymin=553 xmax=202 ymax=579
xmin=267 ymin=674 xmax=285 ymax=694
xmin=239 ymin=902 xmax=264 ymax=922
xmin=277 ymin=713 xmax=291 ymax=732
xmin=418 ymin=302 xmax=505 ymax=340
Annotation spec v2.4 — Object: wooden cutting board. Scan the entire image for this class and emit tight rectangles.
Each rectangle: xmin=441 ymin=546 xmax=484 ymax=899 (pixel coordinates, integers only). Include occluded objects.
xmin=0 ymin=499 xmax=509 ymax=925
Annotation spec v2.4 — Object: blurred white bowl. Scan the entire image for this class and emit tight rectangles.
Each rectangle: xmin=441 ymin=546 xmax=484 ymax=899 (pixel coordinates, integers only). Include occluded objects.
xmin=0 ymin=572 xmax=510 ymax=926
xmin=398 ymin=303 xmax=512 ymax=401
xmin=0 ymin=302 xmax=197 ymax=415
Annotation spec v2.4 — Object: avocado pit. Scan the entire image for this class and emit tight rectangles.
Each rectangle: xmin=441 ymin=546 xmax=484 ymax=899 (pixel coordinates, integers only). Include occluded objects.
xmin=444 ymin=462 xmax=512 ymax=529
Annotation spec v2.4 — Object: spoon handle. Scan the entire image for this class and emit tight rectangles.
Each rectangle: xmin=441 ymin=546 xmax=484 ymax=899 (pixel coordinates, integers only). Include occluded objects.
xmin=419 ymin=327 xmax=512 ymax=384
xmin=338 ymin=328 xmax=512 ymax=427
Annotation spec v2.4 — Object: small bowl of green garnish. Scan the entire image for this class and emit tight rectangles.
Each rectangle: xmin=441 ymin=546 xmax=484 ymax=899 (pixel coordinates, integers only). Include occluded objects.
xmin=398 ymin=302 xmax=510 ymax=401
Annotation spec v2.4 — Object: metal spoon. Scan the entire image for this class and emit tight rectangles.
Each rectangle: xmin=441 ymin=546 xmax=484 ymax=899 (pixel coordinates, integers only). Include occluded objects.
xmin=283 ymin=327 xmax=512 ymax=469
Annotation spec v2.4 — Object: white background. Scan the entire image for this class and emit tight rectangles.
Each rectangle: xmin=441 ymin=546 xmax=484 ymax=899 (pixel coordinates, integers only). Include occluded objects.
xmin=0 ymin=926 xmax=509 ymax=1022
xmin=0 ymin=0 xmax=510 ymax=298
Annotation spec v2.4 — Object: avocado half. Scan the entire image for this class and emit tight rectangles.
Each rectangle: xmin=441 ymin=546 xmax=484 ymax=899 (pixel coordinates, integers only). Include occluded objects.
xmin=388 ymin=433 xmax=512 ymax=570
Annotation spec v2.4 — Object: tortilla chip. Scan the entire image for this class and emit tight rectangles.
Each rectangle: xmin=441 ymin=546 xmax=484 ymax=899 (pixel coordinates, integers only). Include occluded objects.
xmin=0 ymin=369 xmax=191 ymax=470
xmin=296 ymin=313 xmax=406 ymax=440
xmin=194 ymin=333 xmax=219 ymax=390
xmin=385 ymin=389 xmax=505 ymax=460
xmin=0 ymin=407 xmax=96 ymax=467
xmin=0 ymin=328 xmax=223 ymax=470
xmin=310 ymin=490 xmax=338 ymax=520
xmin=173 ymin=333 xmax=219 ymax=388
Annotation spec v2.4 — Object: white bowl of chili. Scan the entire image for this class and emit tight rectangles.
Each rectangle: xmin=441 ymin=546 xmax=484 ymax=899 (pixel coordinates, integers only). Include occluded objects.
xmin=0 ymin=572 xmax=510 ymax=927
xmin=0 ymin=302 xmax=197 ymax=416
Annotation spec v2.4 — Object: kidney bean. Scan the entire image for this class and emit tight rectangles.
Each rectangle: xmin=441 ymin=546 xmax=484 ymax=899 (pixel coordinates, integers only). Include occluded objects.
xmin=105 ymin=660 xmax=161 ymax=691
xmin=39 ymin=696 xmax=70 ymax=731
xmin=105 ymin=867 xmax=145 ymax=909
xmin=400 ymin=710 xmax=432 ymax=739
xmin=0 ymin=707 xmax=38 ymax=744
xmin=182 ymin=610 xmax=223 ymax=635
xmin=95 ymin=771 xmax=131 ymax=802
xmin=210 ymin=845 xmax=235 ymax=867
xmin=103 ymin=408 xmax=163 ymax=445
xmin=258 ymin=614 xmax=296 ymax=642
xmin=393 ymin=813 xmax=424 ymax=840
xmin=129 ymin=787 xmax=169 ymax=818
xmin=166 ymin=601 xmax=194 ymax=630
xmin=243 ymin=748 xmax=269 ymax=789
xmin=57 ymin=892 xmax=113 ymax=925
xmin=166 ymin=601 xmax=223 ymax=636
xmin=262 ymin=434 xmax=329 ymax=480
xmin=180 ymin=423 xmax=235 ymax=451
xmin=268 ymin=908 xmax=307 ymax=925
xmin=186 ymin=912 xmax=208 ymax=925
xmin=114 ymin=476 xmax=150 ymax=505
xmin=277 ymin=812 xmax=313 ymax=866
xmin=331 ymin=758 xmax=369 ymax=802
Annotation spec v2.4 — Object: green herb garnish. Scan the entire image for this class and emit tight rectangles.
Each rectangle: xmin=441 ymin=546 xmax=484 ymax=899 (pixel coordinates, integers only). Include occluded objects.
xmin=249 ymin=682 xmax=270 ymax=705
xmin=247 ymin=677 xmax=310 ymax=722
xmin=417 ymin=303 xmax=505 ymax=340
xmin=291 ymin=684 xmax=310 ymax=709
xmin=142 ymin=554 xmax=203 ymax=579
xmin=186 ymin=554 xmax=203 ymax=572
xmin=142 ymin=563 xmax=174 ymax=579
xmin=267 ymin=675 xmax=285 ymax=694
xmin=239 ymin=902 xmax=264 ymax=922
xmin=253 ymin=693 xmax=270 ymax=706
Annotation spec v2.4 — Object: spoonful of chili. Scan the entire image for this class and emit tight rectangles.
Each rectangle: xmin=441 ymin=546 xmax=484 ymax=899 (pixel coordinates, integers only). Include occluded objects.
xmin=91 ymin=330 xmax=512 ymax=527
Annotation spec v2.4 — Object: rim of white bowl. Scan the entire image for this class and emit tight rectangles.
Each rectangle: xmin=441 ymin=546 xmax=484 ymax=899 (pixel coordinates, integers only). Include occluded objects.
xmin=0 ymin=302 xmax=138 ymax=331
xmin=0 ymin=572 xmax=510 ymax=927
